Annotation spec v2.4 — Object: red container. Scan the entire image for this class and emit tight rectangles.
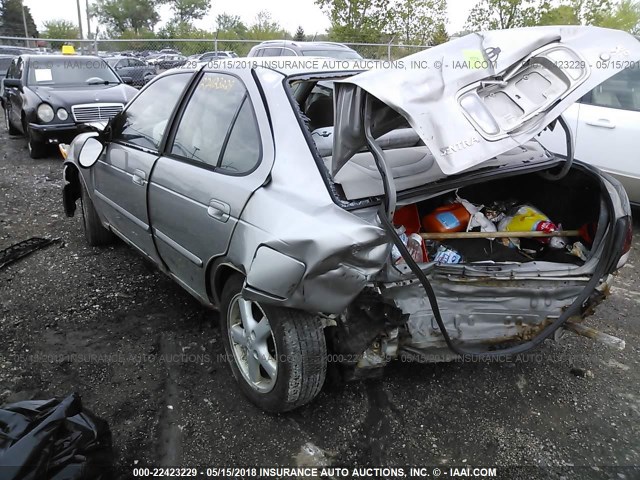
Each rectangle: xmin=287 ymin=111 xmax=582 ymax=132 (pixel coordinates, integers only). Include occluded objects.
xmin=393 ymin=204 xmax=422 ymax=235
xmin=422 ymin=203 xmax=471 ymax=233
xmin=393 ymin=205 xmax=428 ymax=261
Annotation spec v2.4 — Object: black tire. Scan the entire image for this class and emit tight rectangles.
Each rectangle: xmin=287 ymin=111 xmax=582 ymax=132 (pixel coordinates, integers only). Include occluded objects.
xmin=5 ymin=109 xmax=20 ymax=135
xmin=80 ymin=181 xmax=114 ymax=246
xmin=220 ymin=274 xmax=327 ymax=412
xmin=25 ymin=125 xmax=47 ymax=159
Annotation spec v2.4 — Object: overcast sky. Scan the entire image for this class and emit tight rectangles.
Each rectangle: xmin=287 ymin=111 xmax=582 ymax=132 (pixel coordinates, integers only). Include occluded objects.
xmin=23 ymin=0 xmax=479 ymax=38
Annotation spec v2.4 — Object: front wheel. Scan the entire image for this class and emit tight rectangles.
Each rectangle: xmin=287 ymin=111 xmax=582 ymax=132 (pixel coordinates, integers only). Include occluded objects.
xmin=220 ymin=274 xmax=327 ymax=412
xmin=26 ymin=127 xmax=47 ymax=159
xmin=5 ymin=108 xmax=20 ymax=135
xmin=80 ymin=181 xmax=114 ymax=246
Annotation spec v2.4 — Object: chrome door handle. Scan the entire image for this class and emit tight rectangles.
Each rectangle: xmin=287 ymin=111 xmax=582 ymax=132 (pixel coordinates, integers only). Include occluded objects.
xmin=132 ymin=169 xmax=146 ymax=186
xmin=207 ymin=199 xmax=230 ymax=222
xmin=586 ymin=118 xmax=616 ymax=129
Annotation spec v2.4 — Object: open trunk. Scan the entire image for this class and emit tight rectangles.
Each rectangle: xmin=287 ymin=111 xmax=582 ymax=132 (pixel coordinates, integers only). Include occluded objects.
xmin=397 ymin=165 xmax=602 ymax=268
xmin=354 ymin=162 xmax=615 ymax=358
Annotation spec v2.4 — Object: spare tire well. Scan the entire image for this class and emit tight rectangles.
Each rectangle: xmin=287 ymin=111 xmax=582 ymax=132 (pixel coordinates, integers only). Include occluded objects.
xmin=63 ymin=165 xmax=82 ymax=217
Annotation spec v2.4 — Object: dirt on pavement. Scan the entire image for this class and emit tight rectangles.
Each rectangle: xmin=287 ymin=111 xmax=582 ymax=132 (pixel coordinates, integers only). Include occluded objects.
xmin=1 ymin=127 xmax=639 ymax=480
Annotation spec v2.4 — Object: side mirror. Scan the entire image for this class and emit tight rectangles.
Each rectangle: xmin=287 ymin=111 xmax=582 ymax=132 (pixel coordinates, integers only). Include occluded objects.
xmin=78 ymin=137 xmax=104 ymax=168
xmin=4 ymin=78 xmax=23 ymax=91
xmin=121 ymin=76 xmax=133 ymax=85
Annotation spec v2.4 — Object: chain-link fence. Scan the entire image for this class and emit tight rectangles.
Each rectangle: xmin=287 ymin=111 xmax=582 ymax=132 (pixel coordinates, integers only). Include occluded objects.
xmin=0 ymin=36 xmax=428 ymax=61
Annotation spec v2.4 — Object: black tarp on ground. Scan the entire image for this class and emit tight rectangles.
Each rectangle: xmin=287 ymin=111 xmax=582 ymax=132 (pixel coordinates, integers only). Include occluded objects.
xmin=0 ymin=393 xmax=113 ymax=480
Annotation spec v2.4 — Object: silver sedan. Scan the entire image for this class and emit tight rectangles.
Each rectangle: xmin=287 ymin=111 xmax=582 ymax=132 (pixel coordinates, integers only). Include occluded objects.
xmin=61 ymin=26 xmax=638 ymax=412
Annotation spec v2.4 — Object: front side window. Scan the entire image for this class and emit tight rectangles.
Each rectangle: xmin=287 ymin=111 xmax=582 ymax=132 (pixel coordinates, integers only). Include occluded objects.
xmin=170 ymin=72 xmax=261 ymax=173
xmin=0 ymin=57 xmax=13 ymax=77
xmin=5 ymin=58 xmax=17 ymax=79
xmin=584 ymin=68 xmax=640 ymax=111
xmin=115 ymin=73 xmax=191 ymax=151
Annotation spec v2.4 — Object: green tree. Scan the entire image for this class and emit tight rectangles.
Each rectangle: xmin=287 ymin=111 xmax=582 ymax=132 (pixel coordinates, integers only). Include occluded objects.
xmin=465 ymin=0 xmax=542 ymax=30
xmin=42 ymin=19 xmax=80 ymax=47
xmin=537 ymin=3 xmax=580 ymax=25
xmin=0 ymin=0 xmax=38 ymax=37
xmin=596 ymin=0 xmax=640 ymax=32
xmin=166 ymin=0 xmax=211 ymax=24
xmin=536 ymin=0 xmax=640 ymax=32
xmin=93 ymin=0 xmax=162 ymax=35
xmin=315 ymin=0 xmax=392 ymax=43
xmin=215 ymin=13 xmax=248 ymax=38
xmin=294 ymin=25 xmax=306 ymax=41
xmin=246 ymin=10 xmax=289 ymax=40
xmin=431 ymin=22 xmax=449 ymax=45
xmin=390 ymin=0 xmax=447 ymax=45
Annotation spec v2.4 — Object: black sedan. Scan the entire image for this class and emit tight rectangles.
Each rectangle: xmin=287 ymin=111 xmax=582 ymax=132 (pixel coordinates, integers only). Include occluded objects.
xmin=106 ymin=56 xmax=156 ymax=88
xmin=2 ymin=55 xmax=138 ymax=158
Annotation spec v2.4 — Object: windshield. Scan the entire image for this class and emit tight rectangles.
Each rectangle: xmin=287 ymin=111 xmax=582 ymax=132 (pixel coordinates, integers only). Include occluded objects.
xmin=106 ymin=58 xmax=119 ymax=67
xmin=0 ymin=57 xmax=12 ymax=76
xmin=302 ymin=49 xmax=362 ymax=60
xmin=27 ymin=57 xmax=121 ymax=86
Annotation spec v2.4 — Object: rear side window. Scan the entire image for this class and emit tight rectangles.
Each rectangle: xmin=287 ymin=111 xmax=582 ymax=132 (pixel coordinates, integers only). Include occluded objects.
xmin=262 ymin=47 xmax=282 ymax=56
xmin=170 ymin=72 xmax=261 ymax=173
xmin=583 ymin=68 xmax=640 ymax=111
xmin=219 ymin=99 xmax=261 ymax=173
xmin=116 ymin=73 xmax=191 ymax=151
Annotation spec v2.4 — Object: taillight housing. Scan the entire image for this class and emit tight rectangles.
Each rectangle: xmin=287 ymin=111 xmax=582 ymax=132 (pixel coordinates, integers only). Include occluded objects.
xmin=613 ymin=216 xmax=633 ymax=271
xmin=622 ymin=218 xmax=633 ymax=255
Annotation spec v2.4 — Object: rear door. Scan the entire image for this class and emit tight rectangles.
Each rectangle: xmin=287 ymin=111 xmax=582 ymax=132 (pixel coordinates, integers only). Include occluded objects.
xmin=572 ymin=68 xmax=640 ymax=202
xmin=147 ymin=69 xmax=274 ymax=299
xmin=91 ymin=72 xmax=192 ymax=263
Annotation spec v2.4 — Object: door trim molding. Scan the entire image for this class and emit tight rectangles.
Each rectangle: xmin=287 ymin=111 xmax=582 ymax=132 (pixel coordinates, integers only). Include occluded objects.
xmin=153 ymin=227 xmax=204 ymax=267
xmin=94 ymin=189 xmax=150 ymax=232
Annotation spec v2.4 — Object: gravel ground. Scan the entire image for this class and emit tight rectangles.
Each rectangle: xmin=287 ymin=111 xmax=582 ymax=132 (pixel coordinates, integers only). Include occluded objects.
xmin=0 ymin=127 xmax=639 ymax=480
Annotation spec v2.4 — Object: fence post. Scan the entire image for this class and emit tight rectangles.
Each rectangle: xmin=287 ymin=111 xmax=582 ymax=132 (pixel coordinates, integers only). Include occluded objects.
xmin=387 ymin=36 xmax=396 ymax=61
xmin=214 ymin=31 xmax=218 ymax=53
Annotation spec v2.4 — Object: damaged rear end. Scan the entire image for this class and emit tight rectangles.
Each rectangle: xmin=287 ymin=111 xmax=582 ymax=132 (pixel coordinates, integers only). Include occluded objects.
xmin=318 ymin=26 xmax=638 ymax=373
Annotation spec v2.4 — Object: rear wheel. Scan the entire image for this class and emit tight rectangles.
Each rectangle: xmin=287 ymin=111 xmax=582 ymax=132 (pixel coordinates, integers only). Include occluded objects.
xmin=220 ymin=274 xmax=327 ymax=412
xmin=80 ymin=181 xmax=114 ymax=246
xmin=5 ymin=108 xmax=19 ymax=135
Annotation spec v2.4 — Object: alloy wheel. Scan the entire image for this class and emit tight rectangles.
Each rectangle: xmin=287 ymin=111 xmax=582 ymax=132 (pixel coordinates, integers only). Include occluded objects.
xmin=227 ymin=295 xmax=278 ymax=393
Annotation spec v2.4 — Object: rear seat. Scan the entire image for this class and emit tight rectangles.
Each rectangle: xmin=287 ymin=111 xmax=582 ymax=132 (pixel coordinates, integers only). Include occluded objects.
xmin=312 ymin=126 xmax=441 ymax=199
xmin=311 ymin=127 xmax=550 ymax=200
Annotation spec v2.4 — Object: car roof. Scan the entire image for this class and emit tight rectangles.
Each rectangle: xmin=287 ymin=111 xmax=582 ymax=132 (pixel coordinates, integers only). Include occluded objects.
xmin=255 ymin=40 xmax=355 ymax=51
xmin=20 ymin=54 xmax=106 ymax=61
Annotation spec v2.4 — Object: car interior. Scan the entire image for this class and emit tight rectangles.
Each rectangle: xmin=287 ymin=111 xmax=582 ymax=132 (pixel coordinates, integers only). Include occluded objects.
xmin=588 ymin=68 xmax=640 ymax=111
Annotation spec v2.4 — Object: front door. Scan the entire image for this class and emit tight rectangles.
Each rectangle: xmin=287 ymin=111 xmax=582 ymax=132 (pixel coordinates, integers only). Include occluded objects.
xmin=92 ymin=71 xmax=192 ymax=263
xmin=148 ymin=70 xmax=274 ymax=299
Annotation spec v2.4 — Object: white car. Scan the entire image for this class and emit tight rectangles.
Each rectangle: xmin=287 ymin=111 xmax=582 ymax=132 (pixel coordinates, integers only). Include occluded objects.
xmin=540 ymin=67 xmax=640 ymax=206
